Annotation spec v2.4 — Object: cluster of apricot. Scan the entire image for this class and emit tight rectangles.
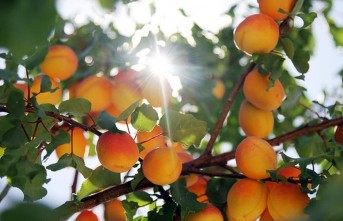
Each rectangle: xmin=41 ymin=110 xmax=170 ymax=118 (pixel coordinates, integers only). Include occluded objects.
xmin=227 ymin=0 xmax=310 ymax=220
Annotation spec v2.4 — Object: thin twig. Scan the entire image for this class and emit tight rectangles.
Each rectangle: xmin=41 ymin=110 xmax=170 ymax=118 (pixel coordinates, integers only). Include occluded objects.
xmin=71 ymin=170 xmax=79 ymax=195
xmin=0 ymin=183 xmax=11 ymax=203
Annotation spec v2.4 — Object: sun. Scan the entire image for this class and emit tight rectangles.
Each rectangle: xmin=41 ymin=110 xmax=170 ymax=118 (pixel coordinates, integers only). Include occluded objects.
xmin=147 ymin=55 xmax=173 ymax=77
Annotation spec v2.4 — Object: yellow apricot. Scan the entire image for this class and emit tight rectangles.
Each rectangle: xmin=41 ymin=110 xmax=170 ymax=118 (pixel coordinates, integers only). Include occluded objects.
xmin=258 ymin=0 xmax=297 ymax=21
xmin=235 ymin=136 xmax=277 ymax=179
xmin=40 ymin=45 xmax=78 ymax=81
xmin=75 ymin=75 xmax=112 ymax=112
xmin=227 ymin=178 xmax=268 ymax=221
xmin=75 ymin=210 xmax=99 ymax=221
xmin=137 ymin=125 xmax=166 ymax=159
xmin=335 ymin=125 xmax=343 ymax=145
xmin=140 ymin=75 xmax=172 ymax=108
xmin=239 ymin=100 xmax=274 ymax=138
xmin=96 ymin=132 xmax=139 ymax=173
xmin=30 ymin=75 xmax=62 ymax=105
xmin=267 ymin=183 xmax=310 ymax=221
xmin=260 ymin=209 xmax=274 ymax=221
xmin=186 ymin=204 xmax=224 ymax=221
xmin=187 ymin=177 xmax=208 ymax=203
xmin=212 ymin=78 xmax=225 ymax=99
xmin=234 ymin=14 xmax=279 ymax=55
xmin=243 ymin=69 xmax=285 ymax=111
xmin=177 ymin=152 xmax=199 ymax=187
xmin=142 ymin=147 xmax=182 ymax=185
xmin=55 ymin=127 xmax=87 ymax=159
xmin=104 ymin=198 xmax=126 ymax=221
xmin=13 ymin=82 xmax=29 ymax=100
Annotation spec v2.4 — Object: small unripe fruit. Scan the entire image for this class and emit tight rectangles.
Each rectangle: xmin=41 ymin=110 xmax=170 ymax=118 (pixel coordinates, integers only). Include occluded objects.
xmin=267 ymin=183 xmax=310 ymax=221
xmin=243 ymin=70 xmax=285 ymax=111
xmin=239 ymin=100 xmax=274 ymax=138
xmin=234 ymin=14 xmax=279 ymax=55
xmin=30 ymin=75 xmax=62 ymax=105
xmin=227 ymin=179 xmax=268 ymax=221
xmin=186 ymin=204 xmax=224 ymax=221
xmin=258 ymin=0 xmax=297 ymax=21
xmin=235 ymin=136 xmax=277 ymax=179
xmin=96 ymin=132 xmax=139 ymax=173
xmin=75 ymin=210 xmax=99 ymax=221
xmin=334 ymin=125 xmax=343 ymax=145
xmin=142 ymin=147 xmax=182 ymax=185
xmin=55 ymin=127 xmax=87 ymax=159
xmin=40 ymin=45 xmax=78 ymax=80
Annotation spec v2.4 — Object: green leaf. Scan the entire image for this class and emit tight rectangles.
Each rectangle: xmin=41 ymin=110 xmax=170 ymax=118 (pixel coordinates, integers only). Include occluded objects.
xmin=127 ymin=191 xmax=153 ymax=207
xmin=290 ymin=0 xmax=304 ymax=16
xmin=2 ymin=127 xmax=27 ymax=148
xmin=44 ymin=129 xmax=70 ymax=158
xmin=0 ymin=202 xmax=56 ymax=221
xmin=0 ymin=69 xmax=19 ymax=82
xmin=328 ymin=19 xmax=343 ymax=46
xmin=39 ymin=75 xmax=52 ymax=93
xmin=253 ymin=53 xmax=285 ymax=78
xmin=98 ymin=0 xmax=116 ymax=9
xmin=122 ymin=200 xmax=140 ymax=221
xmin=59 ymin=98 xmax=91 ymax=116
xmin=131 ymin=166 xmax=145 ymax=190
xmin=159 ymin=110 xmax=207 ymax=147
xmin=0 ymin=0 xmax=56 ymax=59
xmin=297 ymin=12 xmax=317 ymax=28
xmin=170 ymin=180 xmax=206 ymax=220
xmin=281 ymin=38 xmax=295 ymax=59
xmin=77 ymin=166 xmax=121 ymax=199
xmin=98 ymin=111 xmax=119 ymax=132
xmin=47 ymin=154 xmax=92 ymax=178
xmin=206 ymin=178 xmax=235 ymax=204
xmin=131 ymin=104 xmax=159 ymax=131
xmin=147 ymin=201 xmax=177 ymax=221
xmin=292 ymin=49 xmax=310 ymax=74
xmin=7 ymin=89 xmax=25 ymax=120
xmin=117 ymin=100 xmax=140 ymax=122
xmin=21 ymin=44 xmax=49 ymax=70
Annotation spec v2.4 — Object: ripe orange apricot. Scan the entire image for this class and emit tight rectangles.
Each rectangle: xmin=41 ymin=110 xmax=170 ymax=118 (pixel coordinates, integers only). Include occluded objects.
xmin=212 ymin=78 xmax=225 ymax=99
xmin=227 ymin=178 xmax=268 ymax=221
xmin=234 ymin=14 xmax=279 ymax=55
xmin=243 ymin=69 xmax=285 ymax=111
xmin=187 ymin=177 xmax=208 ymax=202
xmin=235 ymin=136 xmax=277 ymax=179
xmin=142 ymin=147 xmax=182 ymax=185
xmin=13 ymin=82 xmax=29 ymax=99
xmin=334 ymin=125 xmax=343 ymax=145
xmin=75 ymin=210 xmax=99 ymax=221
xmin=75 ymin=75 xmax=112 ymax=112
xmin=186 ymin=204 xmax=224 ymax=221
xmin=40 ymin=45 xmax=78 ymax=81
xmin=96 ymin=132 xmax=139 ymax=173
xmin=104 ymin=198 xmax=126 ymax=221
xmin=177 ymin=152 xmax=199 ymax=187
xmin=266 ymin=166 xmax=302 ymax=192
xmin=267 ymin=183 xmax=310 ymax=221
xmin=136 ymin=125 xmax=166 ymax=159
xmin=258 ymin=0 xmax=297 ymax=21
xmin=140 ymin=76 xmax=172 ymax=108
xmin=260 ymin=209 xmax=274 ymax=221
xmin=55 ymin=127 xmax=87 ymax=159
xmin=239 ymin=100 xmax=274 ymax=138
xmin=30 ymin=75 xmax=62 ymax=105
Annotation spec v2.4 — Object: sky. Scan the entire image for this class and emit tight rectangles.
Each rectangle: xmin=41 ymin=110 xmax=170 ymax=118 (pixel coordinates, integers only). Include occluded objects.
xmin=1 ymin=0 xmax=343 ymax=220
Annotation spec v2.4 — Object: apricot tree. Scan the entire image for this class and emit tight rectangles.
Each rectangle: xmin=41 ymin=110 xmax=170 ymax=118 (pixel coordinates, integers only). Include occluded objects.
xmin=0 ymin=0 xmax=343 ymax=220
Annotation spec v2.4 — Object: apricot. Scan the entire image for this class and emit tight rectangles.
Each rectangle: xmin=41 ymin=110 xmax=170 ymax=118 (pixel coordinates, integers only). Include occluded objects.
xmin=212 ymin=78 xmax=225 ymax=99
xmin=75 ymin=75 xmax=112 ymax=112
xmin=227 ymin=178 xmax=267 ymax=221
xmin=75 ymin=210 xmax=99 ymax=221
xmin=243 ymin=69 xmax=285 ymax=111
xmin=235 ymin=136 xmax=277 ymax=179
xmin=30 ymin=75 xmax=62 ymax=105
xmin=140 ymin=75 xmax=172 ymax=108
xmin=239 ymin=100 xmax=274 ymax=138
xmin=137 ymin=125 xmax=166 ymax=159
xmin=186 ymin=204 xmax=224 ymax=221
xmin=234 ymin=14 xmax=279 ymax=55
xmin=258 ymin=0 xmax=297 ymax=21
xmin=55 ymin=127 xmax=87 ymax=159
xmin=96 ymin=132 xmax=139 ymax=173
xmin=267 ymin=183 xmax=310 ymax=221
xmin=260 ymin=209 xmax=274 ymax=221
xmin=334 ymin=125 xmax=343 ymax=145
xmin=177 ymin=152 xmax=199 ymax=187
xmin=142 ymin=147 xmax=182 ymax=185
xmin=40 ymin=45 xmax=78 ymax=80
xmin=104 ymin=198 xmax=126 ymax=221
xmin=187 ymin=177 xmax=208 ymax=202
xmin=111 ymin=79 xmax=142 ymax=116
xmin=13 ymin=82 xmax=29 ymax=100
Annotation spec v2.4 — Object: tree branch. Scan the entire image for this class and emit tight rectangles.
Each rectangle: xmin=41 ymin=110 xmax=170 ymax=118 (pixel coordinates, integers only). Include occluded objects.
xmin=202 ymin=62 xmax=256 ymax=156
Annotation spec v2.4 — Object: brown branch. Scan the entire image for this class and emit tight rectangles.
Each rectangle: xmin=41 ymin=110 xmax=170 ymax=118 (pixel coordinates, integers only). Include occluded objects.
xmin=71 ymin=170 xmax=79 ymax=195
xmin=202 ymin=62 xmax=256 ymax=156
